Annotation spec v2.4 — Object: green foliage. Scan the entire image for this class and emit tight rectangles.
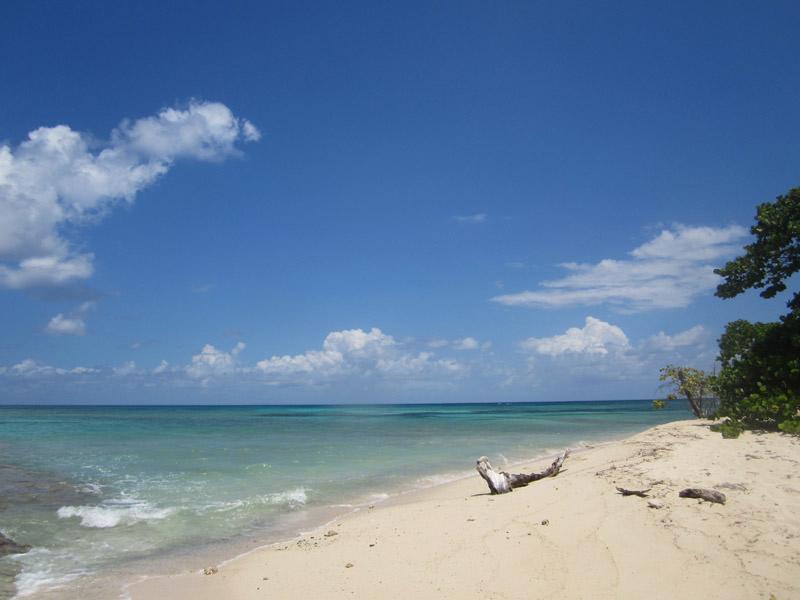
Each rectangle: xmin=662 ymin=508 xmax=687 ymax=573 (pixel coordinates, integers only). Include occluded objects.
xmin=709 ymin=420 xmax=743 ymax=439
xmin=652 ymin=399 xmax=667 ymax=410
xmin=714 ymin=318 xmax=800 ymax=429
xmin=713 ymin=187 xmax=800 ymax=432
xmin=778 ymin=419 xmax=800 ymax=435
xmin=715 ymin=187 xmax=800 ymax=311
xmin=658 ymin=366 xmax=714 ymax=418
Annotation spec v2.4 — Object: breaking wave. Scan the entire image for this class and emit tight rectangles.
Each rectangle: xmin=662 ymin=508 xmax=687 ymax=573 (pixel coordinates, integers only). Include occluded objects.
xmin=57 ymin=500 xmax=173 ymax=528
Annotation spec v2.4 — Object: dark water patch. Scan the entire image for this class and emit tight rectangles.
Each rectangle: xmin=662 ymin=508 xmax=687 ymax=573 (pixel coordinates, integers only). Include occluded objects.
xmin=0 ymin=533 xmax=29 ymax=600
xmin=0 ymin=533 xmax=30 ymax=558
xmin=0 ymin=462 xmax=95 ymax=599
xmin=0 ymin=463 xmax=91 ymax=513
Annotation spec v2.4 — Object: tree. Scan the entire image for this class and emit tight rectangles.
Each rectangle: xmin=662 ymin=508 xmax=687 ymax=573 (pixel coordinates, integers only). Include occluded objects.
xmin=658 ymin=366 xmax=714 ymax=418
xmin=714 ymin=319 xmax=799 ymax=429
xmin=715 ymin=187 xmax=800 ymax=312
xmin=714 ymin=187 xmax=800 ymax=432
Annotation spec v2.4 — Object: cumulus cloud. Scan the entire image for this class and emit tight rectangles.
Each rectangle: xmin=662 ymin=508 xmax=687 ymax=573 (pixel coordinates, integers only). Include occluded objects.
xmin=186 ymin=342 xmax=245 ymax=380
xmin=519 ymin=317 xmax=715 ymax=388
xmin=44 ymin=299 xmax=96 ymax=336
xmin=7 ymin=359 xmax=97 ymax=377
xmin=256 ymin=328 xmax=465 ymax=382
xmin=453 ymin=213 xmax=486 ymax=224
xmin=2 ymin=327 xmax=475 ymax=388
xmin=492 ymin=224 xmax=748 ymax=312
xmin=255 ymin=328 xmax=393 ymax=378
xmin=45 ymin=313 xmax=86 ymax=336
xmin=522 ymin=317 xmax=630 ymax=357
xmin=0 ymin=100 xmax=259 ymax=289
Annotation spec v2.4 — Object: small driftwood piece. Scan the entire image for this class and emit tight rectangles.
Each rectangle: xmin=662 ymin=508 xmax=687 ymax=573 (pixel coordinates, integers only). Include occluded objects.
xmin=476 ymin=451 xmax=569 ymax=495
xmin=679 ymin=488 xmax=726 ymax=504
xmin=616 ymin=487 xmax=651 ymax=497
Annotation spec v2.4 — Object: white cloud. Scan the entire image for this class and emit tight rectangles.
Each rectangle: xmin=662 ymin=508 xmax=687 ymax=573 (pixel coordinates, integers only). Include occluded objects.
xmin=0 ymin=100 xmax=259 ymax=289
xmin=256 ymin=327 xmax=466 ymax=382
xmin=518 ymin=317 xmax=716 ymax=389
xmin=645 ymin=325 xmax=709 ymax=351
xmin=522 ymin=317 xmax=630 ymax=357
xmin=428 ymin=337 xmax=491 ymax=351
xmin=256 ymin=349 xmax=344 ymax=376
xmin=44 ymin=300 xmax=96 ymax=336
xmin=11 ymin=359 xmax=65 ymax=376
xmin=376 ymin=352 xmax=465 ymax=377
xmin=255 ymin=328 xmax=392 ymax=378
xmin=492 ymin=224 xmax=748 ymax=312
xmin=186 ymin=342 xmax=245 ymax=380
xmin=8 ymin=358 xmax=97 ymax=376
xmin=321 ymin=327 xmax=395 ymax=357
xmin=70 ymin=366 xmax=100 ymax=375
xmin=452 ymin=337 xmax=479 ymax=350
xmin=5 ymin=328 xmax=466 ymax=386
xmin=113 ymin=361 xmax=138 ymax=376
xmin=45 ymin=313 xmax=86 ymax=336
xmin=453 ymin=213 xmax=487 ymax=224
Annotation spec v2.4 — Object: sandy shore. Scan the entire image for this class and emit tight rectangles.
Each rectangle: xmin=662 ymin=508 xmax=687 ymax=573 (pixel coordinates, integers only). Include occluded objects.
xmin=129 ymin=420 xmax=800 ymax=600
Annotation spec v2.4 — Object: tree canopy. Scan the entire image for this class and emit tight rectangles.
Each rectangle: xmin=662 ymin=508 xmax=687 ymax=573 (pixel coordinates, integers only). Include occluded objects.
xmin=713 ymin=187 xmax=800 ymax=433
xmin=715 ymin=187 xmax=800 ymax=312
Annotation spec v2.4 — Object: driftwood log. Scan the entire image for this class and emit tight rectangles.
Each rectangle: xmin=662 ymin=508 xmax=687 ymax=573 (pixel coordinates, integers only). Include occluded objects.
xmin=616 ymin=487 xmax=651 ymax=497
xmin=679 ymin=488 xmax=726 ymax=504
xmin=476 ymin=451 xmax=569 ymax=495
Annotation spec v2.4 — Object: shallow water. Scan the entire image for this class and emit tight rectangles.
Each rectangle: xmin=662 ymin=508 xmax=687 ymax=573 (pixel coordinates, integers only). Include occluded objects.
xmin=0 ymin=401 xmax=690 ymax=598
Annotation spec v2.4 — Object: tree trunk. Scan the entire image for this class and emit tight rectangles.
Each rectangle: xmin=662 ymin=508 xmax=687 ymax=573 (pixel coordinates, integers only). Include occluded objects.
xmin=677 ymin=370 xmax=704 ymax=417
xmin=476 ymin=451 xmax=569 ymax=495
xmin=685 ymin=392 xmax=703 ymax=418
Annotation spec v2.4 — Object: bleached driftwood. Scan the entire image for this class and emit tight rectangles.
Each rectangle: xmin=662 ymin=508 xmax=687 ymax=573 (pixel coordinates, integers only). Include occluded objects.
xmin=679 ymin=488 xmax=726 ymax=504
xmin=476 ymin=451 xmax=569 ymax=495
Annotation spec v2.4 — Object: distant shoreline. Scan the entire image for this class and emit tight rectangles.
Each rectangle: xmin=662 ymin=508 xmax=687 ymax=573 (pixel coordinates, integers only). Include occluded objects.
xmin=0 ymin=398 xmax=667 ymax=408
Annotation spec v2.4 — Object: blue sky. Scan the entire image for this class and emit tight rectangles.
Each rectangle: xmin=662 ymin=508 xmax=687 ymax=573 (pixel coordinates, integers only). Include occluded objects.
xmin=1 ymin=1 xmax=798 ymax=403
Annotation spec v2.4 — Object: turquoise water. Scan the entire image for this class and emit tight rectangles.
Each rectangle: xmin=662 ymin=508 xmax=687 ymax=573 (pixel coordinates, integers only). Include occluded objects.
xmin=0 ymin=401 xmax=690 ymax=598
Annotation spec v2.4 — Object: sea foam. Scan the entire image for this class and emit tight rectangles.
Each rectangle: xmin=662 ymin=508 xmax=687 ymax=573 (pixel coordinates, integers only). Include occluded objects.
xmin=57 ymin=500 xmax=173 ymax=528
xmin=196 ymin=487 xmax=308 ymax=515
xmin=265 ymin=487 xmax=307 ymax=507
xmin=11 ymin=548 xmax=86 ymax=598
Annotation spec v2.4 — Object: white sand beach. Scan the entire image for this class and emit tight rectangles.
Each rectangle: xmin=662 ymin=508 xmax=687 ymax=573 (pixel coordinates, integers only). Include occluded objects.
xmin=129 ymin=420 xmax=800 ymax=600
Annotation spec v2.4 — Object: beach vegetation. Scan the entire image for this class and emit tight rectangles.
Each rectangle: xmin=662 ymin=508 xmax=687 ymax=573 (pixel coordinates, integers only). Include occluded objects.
xmin=714 ymin=187 xmax=800 ymax=433
xmin=652 ymin=399 xmax=667 ymax=410
xmin=658 ymin=366 xmax=714 ymax=418
xmin=709 ymin=420 xmax=744 ymax=439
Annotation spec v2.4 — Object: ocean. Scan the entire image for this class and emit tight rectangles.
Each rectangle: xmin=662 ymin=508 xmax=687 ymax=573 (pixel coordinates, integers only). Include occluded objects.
xmin=0 ymin=400 xmax=691 ymax=598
